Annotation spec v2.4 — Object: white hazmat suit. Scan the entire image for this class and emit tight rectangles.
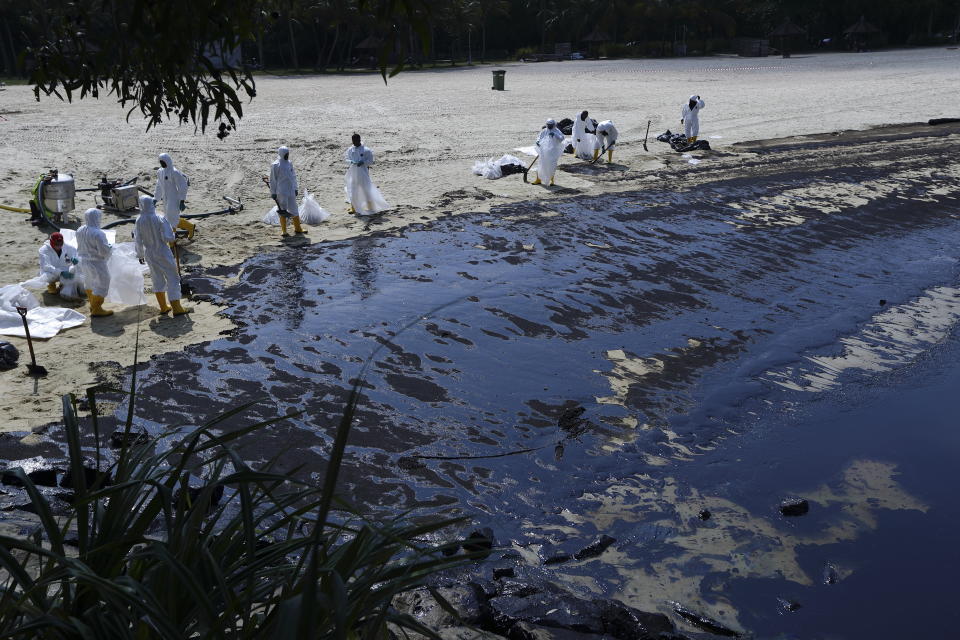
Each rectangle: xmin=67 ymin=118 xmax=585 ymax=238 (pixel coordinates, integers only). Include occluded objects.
xmin=134 ymin=196 xmax=182 ymax=305
xmin=345 ymin=144 xmax=390 ymax=216
xmin=269 ymin=146 xmax=306 ymax=236
xmin=38 ymin=239 xmax=82 ymax=296
xmin=596 ymin=120 xmax=619 ymax=162
xmin=681 ymin=95 xmax=705 ymax=141
xmin=534 ymin=120 xmax=565 ymax=185
xmin=155 ymin=152 xmax=191 ymax=231
xmin=270 ymin=146 xmax=298 ymax=215
xmin=76 ymin=209 xmax=111 ymax=297
xmin=573 ymin=112 xmax=599 ymax=160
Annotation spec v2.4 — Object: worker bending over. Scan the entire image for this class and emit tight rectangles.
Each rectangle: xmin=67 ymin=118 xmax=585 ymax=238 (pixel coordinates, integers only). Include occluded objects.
xmin=38 ymin=232 xmax=80 ymax=297
xmin=344 ymin=133 xmax=390 ymax=216
xmin=155 ymin=153 xmax=195 ymax=240
xmin=270 ymin=146 xmax=306 ymax=237
xmin=573 ymin=110 xmax=598 ymax=160
xmin=134 ymin=195 xmax=191 ymax=316
xmin=595 ymin=120 xmax=619 ymax=163
xmin=681 ymin=95 xmax=705 ymax=143
xmin=76 ymin=208 xmax=113 ymax=317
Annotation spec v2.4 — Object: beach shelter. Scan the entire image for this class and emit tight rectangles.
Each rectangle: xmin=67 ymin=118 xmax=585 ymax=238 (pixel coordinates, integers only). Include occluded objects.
xmin=582 ymin=26 xmax=611 ymax=59
xmin=844 ymin=16 xmax=880 ymax=52
xmin=768 ymin=18 xmax=805 ymax=58
xmin=354 ymin=35 xmax=383 ymax=67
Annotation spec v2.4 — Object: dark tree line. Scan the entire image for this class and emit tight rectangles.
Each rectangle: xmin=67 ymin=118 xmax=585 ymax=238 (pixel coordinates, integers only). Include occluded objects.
xmin=0 ymin=0 xmax=957 ymax=135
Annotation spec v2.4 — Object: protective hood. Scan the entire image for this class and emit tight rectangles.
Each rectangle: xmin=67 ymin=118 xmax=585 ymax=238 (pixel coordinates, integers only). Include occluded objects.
xmin=158 ymin=153 xmax=174 ymax=170
xmin=83 ymin=208 xmax=102 ymax=228
xmin=689 ymin=94 xmax=699 ymax=102
xmin=139 ymin=195 xmax=156 ymax=215
xmin=545 ymin=118 xmax=556 ymax=127
xmin=277 ymin=146 xmax=290 ymax=160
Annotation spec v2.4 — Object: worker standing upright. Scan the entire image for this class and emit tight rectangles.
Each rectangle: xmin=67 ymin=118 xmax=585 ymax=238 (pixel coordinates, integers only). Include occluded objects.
xmin=134 ymin=195 xmax=191 ymax=316
xmin=681 ymin=95 xmax=705 ymax=143
xmin=76 ymin=208 xmax=113 ymax=317
xmin=269 ymin=146 xmax=306 ymax=237
xmin=155 ymin=153 xmax=195 ymax=240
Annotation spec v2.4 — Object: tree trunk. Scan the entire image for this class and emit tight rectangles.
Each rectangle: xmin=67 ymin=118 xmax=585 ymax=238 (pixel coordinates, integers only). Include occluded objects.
xmin=3 ymin=17 xmax=18 ymax=75
xmin=0 ymin=18 xmax=11 ymax=76
xmin=287 ymin=8 xmax=299 ymax=70
xmin=481 ymin=21 xmax=486 ymax=63
xmin=325 ymin=24 xmax=340 ymax=71
xmin=257 ymin=29 xmax=265 ymax=69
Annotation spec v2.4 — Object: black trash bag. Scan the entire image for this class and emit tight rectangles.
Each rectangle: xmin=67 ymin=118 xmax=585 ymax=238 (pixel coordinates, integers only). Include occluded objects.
xmin=499 ymin=162 xmax=526 ymax=177
xmin=656 ymin=129 xmax=711 ymax=153
xmin=564 ymin=142 xmax=575 ymax=154
xmin=558 ymin=118 xmax=574 ymax=136
xmin=0 ymin=341 xmax=19 ymax=370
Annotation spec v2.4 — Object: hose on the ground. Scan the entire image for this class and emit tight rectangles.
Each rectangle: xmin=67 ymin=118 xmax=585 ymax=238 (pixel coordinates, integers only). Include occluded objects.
xmin=0 ymin=203 xmax=30 ymax=213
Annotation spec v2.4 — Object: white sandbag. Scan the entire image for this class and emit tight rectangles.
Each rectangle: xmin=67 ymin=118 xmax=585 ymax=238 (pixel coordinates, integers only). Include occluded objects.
xmin=105 ymin=242 xmax=148 ymax=306
xmin=0 ymin=284 xmax=85 ymax=338
xmin=262 ymin=205 xmax=280 ymax=226
xmin=298 ymin=192 xmax=330 ymax=224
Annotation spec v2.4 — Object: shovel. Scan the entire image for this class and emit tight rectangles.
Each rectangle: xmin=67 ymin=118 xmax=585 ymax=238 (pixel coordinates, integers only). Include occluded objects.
xmin=643 ymin=120 xmax=651 ymax=151
xmin=523 ymin=155 xmax=540 ymax=183
xmin=15 ymin=306 xmax=47 ymax=377
xmin=173 ymin=242 xmax=193 ymax=297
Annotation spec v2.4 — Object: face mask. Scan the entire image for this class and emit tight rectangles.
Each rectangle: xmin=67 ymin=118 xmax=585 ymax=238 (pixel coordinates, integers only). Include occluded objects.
xmin=159 ymin=161 xmax=167 ymax=168
xmin=547 ymin=123 xmax=554 ymax=129
xmin=283 ymin=153 xmax=289 ymax=160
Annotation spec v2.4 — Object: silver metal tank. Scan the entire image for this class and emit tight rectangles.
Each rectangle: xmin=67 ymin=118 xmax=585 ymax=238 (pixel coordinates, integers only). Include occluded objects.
xmin=42 ymin=173 xmax=75 ymax=213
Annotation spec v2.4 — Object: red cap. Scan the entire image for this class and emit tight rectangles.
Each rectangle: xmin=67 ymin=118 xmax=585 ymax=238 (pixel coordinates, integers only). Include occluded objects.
xmin=50 ymin=232 xmax=64 ymax=246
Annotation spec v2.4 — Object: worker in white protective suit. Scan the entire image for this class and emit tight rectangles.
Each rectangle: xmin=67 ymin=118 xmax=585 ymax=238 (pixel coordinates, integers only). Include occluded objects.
xmin=155 ymin=153 xmax=195 ymax=240
xmin=344 ymin=133 xmax=390 ymax=216
xmin=681 ymin=95 xmax=705 ymax=143
xmin=76 ymin=208 xmax=114 ymax=317
xmin=572 ymin=110 xmax=598 ymax=160
xmin=595 ymin=120 xmax=619 ymax=163
xmin=38 ymin=232 xmax=81 ymax=296
xmin=134 ymin=195 xmax=191 ymax=316
xmin=532 ymin=119 xmax=565 ymax=186
xmin=269 ymin=146 xmax=306 ymax=237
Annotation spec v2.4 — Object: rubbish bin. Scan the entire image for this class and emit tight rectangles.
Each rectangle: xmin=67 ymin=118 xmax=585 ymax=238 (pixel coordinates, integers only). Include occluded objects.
xmin=491 ymin=69 xmax=506 ymax=91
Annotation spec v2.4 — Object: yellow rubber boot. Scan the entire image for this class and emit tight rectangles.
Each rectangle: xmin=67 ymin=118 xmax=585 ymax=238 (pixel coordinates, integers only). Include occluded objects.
xmin=85 ymin=289 xmax=93 ymax=305
xmin=280 ymin=217 xmax=289 ymax=237
xmin=292 ymin=216 xmax=307 ymax=234
xmin=155 ymin=292 xmax=171 ymax=314
xmin=531 ymin=175 xmax=542 ymax=185
xmin=90 ymin=295 xmax=113 ymax=317
xmin=47 ymin=282 xmax=59 ymax=294
xmin=177 ymin=218 xmax=196 ymax=240
xmin=171 ymin=299 xmax=192 ymax=316
xmin=688 ymin=136 xmax=697 ymax=143
xmin=592 ymin=149 xmax=600 ymax=162
xmin=550 ymin=176 xmax=555 ymax=186
xmin=607 ymin=149 xmax=613 ymax=163
xmin=348 ymin=203 xmax=356 ymax=214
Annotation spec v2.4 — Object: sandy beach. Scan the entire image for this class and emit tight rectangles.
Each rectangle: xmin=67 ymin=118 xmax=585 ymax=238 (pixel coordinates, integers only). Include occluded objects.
xmin=1 ymin=47 xmax=958 ymax=430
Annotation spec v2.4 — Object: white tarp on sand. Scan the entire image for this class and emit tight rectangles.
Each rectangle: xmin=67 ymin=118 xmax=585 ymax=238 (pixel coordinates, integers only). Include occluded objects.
xmin=0 ymin=284 xmax=85 ymax=339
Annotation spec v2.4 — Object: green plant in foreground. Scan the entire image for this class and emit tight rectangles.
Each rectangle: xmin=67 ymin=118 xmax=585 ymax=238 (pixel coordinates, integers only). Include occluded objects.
xmin=0 ymin=382 xmax=468 ymax=639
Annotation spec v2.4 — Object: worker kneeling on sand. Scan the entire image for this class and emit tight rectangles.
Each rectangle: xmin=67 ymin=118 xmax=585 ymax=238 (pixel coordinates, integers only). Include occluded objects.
xmin=270 ymin=146 xmax=306 ymax=237
xmin=155 ymin=153 xmax=196 ymax=240
xmin=134 ymin=195 xmax=191 ymax=316
xmin=344 ymin=133 xmax=390 ymax=216
xmin=38 ymin=232 xmax=81 ymax=297
xmin=76 ymin=208 xmax=113 ymax=317
xmin=595 ymin=120 xmax=619 ymax=163
xmin=532 ymin=119 xmax=565 ymax=186
xmin=681 ymin=95 xmax=705 ymax=143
